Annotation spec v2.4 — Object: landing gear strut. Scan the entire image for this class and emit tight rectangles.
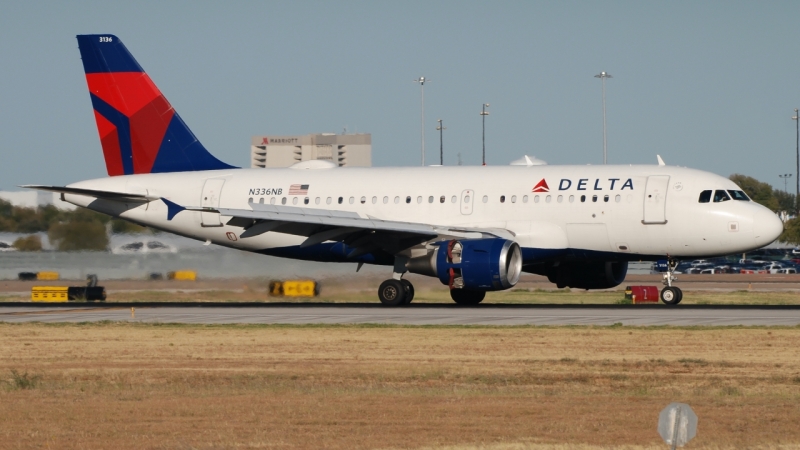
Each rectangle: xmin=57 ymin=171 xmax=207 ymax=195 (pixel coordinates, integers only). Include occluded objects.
xmin=660 ymin=258 xmax=683 ymax=305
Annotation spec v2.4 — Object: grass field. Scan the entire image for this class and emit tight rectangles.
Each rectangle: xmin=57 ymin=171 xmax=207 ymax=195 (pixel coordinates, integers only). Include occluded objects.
xmin=1 ymin=323 xmax=800 ymax=449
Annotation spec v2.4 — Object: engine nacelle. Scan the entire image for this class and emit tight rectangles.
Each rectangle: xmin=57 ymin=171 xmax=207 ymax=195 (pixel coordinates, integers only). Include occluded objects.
xmin=407 ymin=239 xmax=522 ymax=291
xmin=548 ymin=261 xmax=628 ymax=290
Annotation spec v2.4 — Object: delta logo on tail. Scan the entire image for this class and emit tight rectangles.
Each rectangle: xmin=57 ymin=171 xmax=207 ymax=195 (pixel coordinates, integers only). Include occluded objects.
xmin=532 ymin=179 xmax=549 ymax=193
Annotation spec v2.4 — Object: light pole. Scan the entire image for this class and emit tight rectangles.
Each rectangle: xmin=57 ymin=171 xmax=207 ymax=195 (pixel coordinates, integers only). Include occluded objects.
xmin=594 ymin=71 xmax=612 ymax=164
xmin=414 ymin=77 xmax=430 ymax=166
xmin=780 ymin=174 xmax=793 ymax=193
xmin=480 ymin=103 xmax=490 ymax=165
xmin=436 ymin=119 xmax=446 ymax=165
xmin=793 ymin=108 xmax=799 ymax=209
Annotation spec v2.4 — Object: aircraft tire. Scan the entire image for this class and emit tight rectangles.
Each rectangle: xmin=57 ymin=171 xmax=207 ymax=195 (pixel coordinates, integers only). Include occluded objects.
xmin=660 ymin=286 xmax=682 ymax=305
xmin=400 ymin=279 xmax=415 ymax=304
xmin=378 ymin=279 xmax=406 ymax=306
xmin=450 ymin=289 xmax=485 ymax=305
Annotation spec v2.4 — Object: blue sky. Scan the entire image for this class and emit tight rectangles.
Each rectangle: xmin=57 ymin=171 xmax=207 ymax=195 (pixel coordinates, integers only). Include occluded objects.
xmin=2 ymin=1 xmax=800 ymax=191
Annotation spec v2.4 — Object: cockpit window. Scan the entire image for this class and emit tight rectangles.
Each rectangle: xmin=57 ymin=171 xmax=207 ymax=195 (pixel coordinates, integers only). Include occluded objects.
xmin=698 ymin=190 xmax=712 ymax=203
xmin=713 ymin=190 xmax=731 ymax=202
xmin=727 ymin=190 xmax=750 ymax=201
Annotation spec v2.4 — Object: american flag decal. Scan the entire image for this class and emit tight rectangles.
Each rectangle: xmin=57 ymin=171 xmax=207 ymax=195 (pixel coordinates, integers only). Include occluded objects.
xmin=289 ymin=184 xmax=309 ymax=195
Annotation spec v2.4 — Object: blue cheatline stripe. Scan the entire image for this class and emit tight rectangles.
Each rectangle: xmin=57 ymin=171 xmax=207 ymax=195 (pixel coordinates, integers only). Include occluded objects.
xmin=89 ymin=94 xmax=133 ymax=175
xmin=77 ymin=35 xmax=143 ymax=74
xmin=150 ymin=112 xmax=237 ymax=173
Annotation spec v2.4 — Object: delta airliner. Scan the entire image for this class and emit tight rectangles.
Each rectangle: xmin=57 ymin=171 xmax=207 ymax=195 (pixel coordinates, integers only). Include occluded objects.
xmin=26 ymin=35 xmax=784 ymax=306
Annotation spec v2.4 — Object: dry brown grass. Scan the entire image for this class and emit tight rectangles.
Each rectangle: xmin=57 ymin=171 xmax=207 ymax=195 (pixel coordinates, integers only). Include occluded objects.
xmin=1 ymin=324 xmax=800 ymax=449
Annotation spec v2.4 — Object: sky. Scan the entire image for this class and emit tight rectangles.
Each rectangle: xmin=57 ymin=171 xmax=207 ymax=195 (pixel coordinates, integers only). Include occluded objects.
xmin=2 ymin=1 xmax=800 ymax=192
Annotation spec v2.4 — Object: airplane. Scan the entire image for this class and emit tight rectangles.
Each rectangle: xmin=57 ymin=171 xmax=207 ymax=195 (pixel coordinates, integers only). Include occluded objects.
xmin=25 ymin=34 xmax=784 ymax=306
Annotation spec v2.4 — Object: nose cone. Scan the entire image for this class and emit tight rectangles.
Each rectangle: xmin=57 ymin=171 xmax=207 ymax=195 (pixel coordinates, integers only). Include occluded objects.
xmin=753 ymin=209 xmax=783 ymax=246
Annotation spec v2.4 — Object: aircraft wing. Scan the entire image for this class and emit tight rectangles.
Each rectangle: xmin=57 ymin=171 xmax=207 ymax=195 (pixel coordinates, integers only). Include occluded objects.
xmin=21 ymin=185 xmax=160 ymax=203
xmin=178 ymin=200 xmax=514 ymax=257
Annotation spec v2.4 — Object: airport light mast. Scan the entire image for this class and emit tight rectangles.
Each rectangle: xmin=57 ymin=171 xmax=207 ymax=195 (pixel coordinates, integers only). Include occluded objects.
xmin=793 ymin=108 xmax=799 ymax=211
xmin=594 ymin=71 xmax=612 ymax=164
xmin=436 ymin=119 xmax=446 ymax=165
xmin=481 ymin=103 xmax=489 ymax=165
xmin=414 ymin=77 xmax=430 ymax=166
xmin=780 ymin=173 xmax=792 ymax=193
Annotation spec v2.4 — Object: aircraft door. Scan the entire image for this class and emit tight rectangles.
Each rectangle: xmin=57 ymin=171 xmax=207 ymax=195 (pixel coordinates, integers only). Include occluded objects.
xmin=642 ymin=175 xmax=669 ymax=224
xmin=460 ymin=189 xmax=474 ymax=215
xmin=200 ymin=178 xmax=225 ymax=227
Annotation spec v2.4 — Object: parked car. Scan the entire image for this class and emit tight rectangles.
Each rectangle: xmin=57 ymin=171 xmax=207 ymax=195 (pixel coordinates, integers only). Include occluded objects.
xmin=112 ymin=240 xmax=177 ymax=254
xmin=0 ymin=241 xmax=16 ymax=252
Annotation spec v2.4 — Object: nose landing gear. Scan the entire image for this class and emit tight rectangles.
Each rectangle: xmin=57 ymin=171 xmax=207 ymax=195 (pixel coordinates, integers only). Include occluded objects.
xmin=660 ymin=258 xmax=683 ymax=305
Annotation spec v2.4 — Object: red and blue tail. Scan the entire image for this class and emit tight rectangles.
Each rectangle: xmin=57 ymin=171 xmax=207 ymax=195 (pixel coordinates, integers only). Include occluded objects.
xmin=76 ymin=34 xmax=235 ymax=176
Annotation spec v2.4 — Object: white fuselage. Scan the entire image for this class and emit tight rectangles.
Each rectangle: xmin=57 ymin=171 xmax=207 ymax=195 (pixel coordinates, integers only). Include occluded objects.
xmin=63 ymin=164 xmax=783 ymax=263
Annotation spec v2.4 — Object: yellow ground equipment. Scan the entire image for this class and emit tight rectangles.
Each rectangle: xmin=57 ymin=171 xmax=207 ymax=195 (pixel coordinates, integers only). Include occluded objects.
xmin=167 ymin=270 xmax=197 ymax=281
xmin=35 ymin=271 xmax=60 ymax=281
xmin=269 ymin=280 xmax=319 ymax=297
xmin=31 ymin=287 xmax=69 ymax=302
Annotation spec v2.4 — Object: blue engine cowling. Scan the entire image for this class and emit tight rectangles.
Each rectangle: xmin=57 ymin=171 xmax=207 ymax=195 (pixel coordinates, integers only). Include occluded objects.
xmin=433 ymin=239 xmax=523 ymax=291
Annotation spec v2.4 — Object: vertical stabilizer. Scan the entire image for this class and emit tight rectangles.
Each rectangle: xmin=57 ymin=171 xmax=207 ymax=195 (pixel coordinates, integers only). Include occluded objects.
xmin=76 ymin=34 xmax=235 ymax=176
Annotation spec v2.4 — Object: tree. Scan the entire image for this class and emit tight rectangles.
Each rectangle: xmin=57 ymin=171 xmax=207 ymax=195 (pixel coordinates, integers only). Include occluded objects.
xmin=48 ymin=221 xmax=108 ymax=251
xmin=13 ymin=235 xmax=42 ymax=251
xmin=780 ymin=218 xmax=800 ymax=245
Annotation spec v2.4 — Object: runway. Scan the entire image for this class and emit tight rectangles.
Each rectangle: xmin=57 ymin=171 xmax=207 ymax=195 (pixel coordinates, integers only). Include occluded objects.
xmin=2 ymin=303 xmax=800 ymax=326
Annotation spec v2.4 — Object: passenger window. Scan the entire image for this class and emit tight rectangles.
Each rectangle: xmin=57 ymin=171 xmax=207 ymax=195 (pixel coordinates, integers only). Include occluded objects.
xmin=592 ymin=195 xmax=597 ymax=202
xmin=569 ymin=195 xmax=575 ymax=203
xmin=293 ymin=197 xmax=299 ymax=205
xmin=372 ymin=196 xmax=377 ymax=204
xmin=511 ymin=195 xmax=517 ymax=203
xmin=304 ymin=197 xmax=309 ymax=205
xmin=464 ymin=195 xmax=470 ymax=203
xmin=580 ymin=195 xmax=586 ymax=203
xmin=281 ymin=197 xmax=287 ymax=205
xmin=395 ymin=196 xmax=400 ymax=204
xmin=482 ymin=195 xmax=488 ymax=203
xmin=440 ymin=196 xmax=445 ymax=203
xmin=360 ymin=196 xmax=366 ymax=204
xmin=406 ymin=196 xmax=411 ymax=204
xmin=326 ymin=197 xmax=331 ymax=205
xmin=349 ymin=197 xmax=354 ymax=204
xmin=523 ymin=195 xmax=528 ymax=203
xmin=728 ymin=190 xmax=750 ymax=201
xmin=500 ymin=195 xmax=506 ymax=203
xmin=270 ymin=197 xmax=276 ymax=205
xmin=248 ymin=197 xmax=253 ymax=203
xmin=429 ymin=196 xmax=434 ymax=203
xmin=698 ymin=190 xmax=712 ymax=203
xmin=315 ymin=197 xmax=320 ymax=205
xmin=546 ymin=195 xmax=551 ymax=203
xmin=614 ymin=195 xmax=620 ymax=203
xmin=417 ymin=196 xmax=423 ymax=204
xmin=557 ymin=195 xmax=563 ymax=203
xmin=383 ymin=196 xmax=389 ymax=204
xmin=534 ymin=195 xmax=540 ymax=203
xmin=338 ymin=197 xmax=343 ymax=204
xmin=713 ymin=190 xmax=730 ymax=202
xmin=603 ymin=195 xmax=609 ymax=202
xmin=451 ymin=196 xmax=457 ymax=203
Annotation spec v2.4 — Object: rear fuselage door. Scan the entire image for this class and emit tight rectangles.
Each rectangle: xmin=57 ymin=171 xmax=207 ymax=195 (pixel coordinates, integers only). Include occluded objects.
xmin=460 ymin=189 xmax=474 ymax=215
xmin=201 ymin=178 xmax=225 ymax=227
xmin=642 ymin=175 xmax=669 ymax=224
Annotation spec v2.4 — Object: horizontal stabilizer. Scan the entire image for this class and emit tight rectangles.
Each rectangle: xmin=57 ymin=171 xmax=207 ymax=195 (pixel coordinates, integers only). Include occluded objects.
xmin=21 ymin=185 xmax=159 ymax=203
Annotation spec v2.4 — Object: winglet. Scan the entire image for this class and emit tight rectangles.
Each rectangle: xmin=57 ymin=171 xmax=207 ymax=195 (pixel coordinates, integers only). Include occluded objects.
xmin=657 ymin=155 xmax=666 ymax=166
xmin=161 ymin=198 xmax=186 ymax=221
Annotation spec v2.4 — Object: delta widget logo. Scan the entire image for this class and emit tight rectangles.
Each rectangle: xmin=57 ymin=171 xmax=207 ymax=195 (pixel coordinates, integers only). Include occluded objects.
xmin=532 ymin=179 xmax=549 ymax=193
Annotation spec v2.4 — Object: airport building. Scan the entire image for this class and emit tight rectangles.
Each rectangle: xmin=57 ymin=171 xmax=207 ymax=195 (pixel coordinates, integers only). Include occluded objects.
xmin=250 ymin=133 xmax=371 ymax=168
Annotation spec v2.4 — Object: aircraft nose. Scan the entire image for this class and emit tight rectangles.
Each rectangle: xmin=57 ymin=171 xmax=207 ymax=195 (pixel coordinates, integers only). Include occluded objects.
xmin=753 ymin=209 xmax=783 ymax=246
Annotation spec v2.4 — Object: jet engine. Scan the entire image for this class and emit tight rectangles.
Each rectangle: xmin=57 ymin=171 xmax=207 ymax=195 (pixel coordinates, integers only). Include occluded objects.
xmin=407 ymin=239 xmax=522 ymax=291
xmin=547 ymin=261 xmax=628 ymax=290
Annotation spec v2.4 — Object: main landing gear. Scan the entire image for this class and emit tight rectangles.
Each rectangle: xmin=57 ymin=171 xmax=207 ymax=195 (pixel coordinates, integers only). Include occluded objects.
xmin=377 ymin=257 xmax=415 ymax=306
xmin=660 ymin=258 xmax=683 ymax=305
